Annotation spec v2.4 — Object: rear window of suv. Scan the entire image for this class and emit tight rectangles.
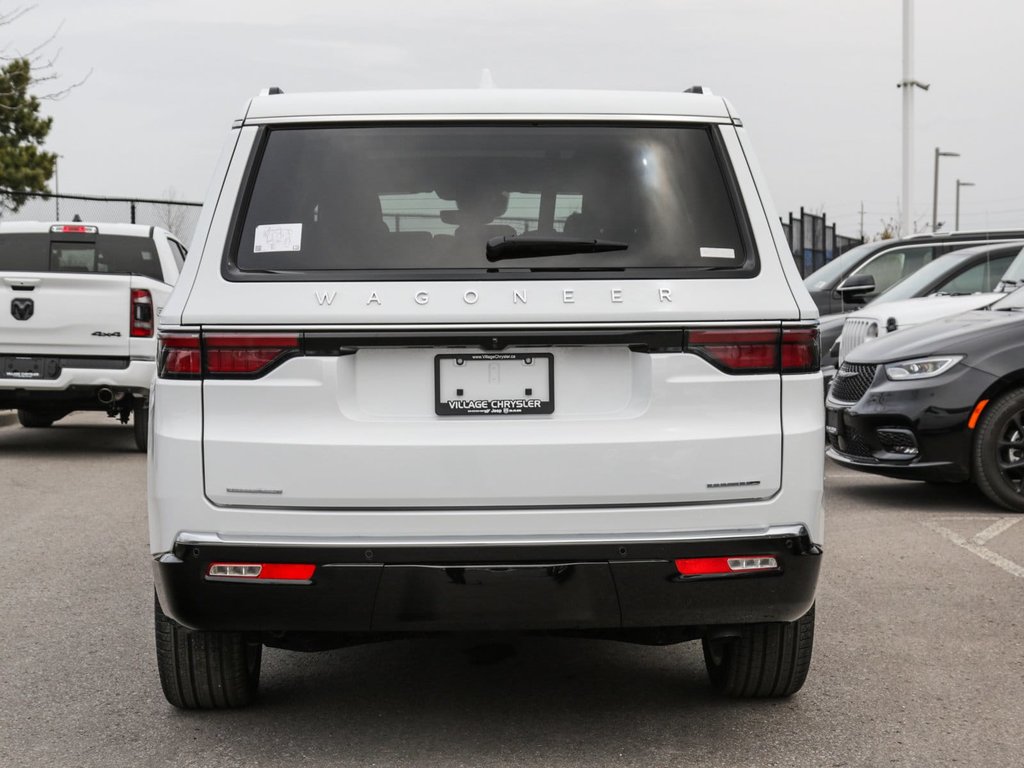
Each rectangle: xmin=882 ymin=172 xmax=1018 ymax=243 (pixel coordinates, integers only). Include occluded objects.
xmin=0 ymin=233 xmax=163 ymax=281
xmin=229 ymin=124 xmax=756 ymax=279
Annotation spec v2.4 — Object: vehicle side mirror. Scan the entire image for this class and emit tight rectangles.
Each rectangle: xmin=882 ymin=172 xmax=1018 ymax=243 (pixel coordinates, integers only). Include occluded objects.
xmin=835 ymin=274 xmax=876 ymax=303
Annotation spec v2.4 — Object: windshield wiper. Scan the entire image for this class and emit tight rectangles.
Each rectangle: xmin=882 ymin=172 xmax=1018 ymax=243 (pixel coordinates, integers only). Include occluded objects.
xmin=486 ymin=233 xmax=628 ymax=262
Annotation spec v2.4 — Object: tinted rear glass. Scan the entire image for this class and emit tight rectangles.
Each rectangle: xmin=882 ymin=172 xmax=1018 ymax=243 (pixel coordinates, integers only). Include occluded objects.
xmin=232 ymin=124 xmax=754 ymax=278
xmin=0 ymin=233 xmax=162 ymax=281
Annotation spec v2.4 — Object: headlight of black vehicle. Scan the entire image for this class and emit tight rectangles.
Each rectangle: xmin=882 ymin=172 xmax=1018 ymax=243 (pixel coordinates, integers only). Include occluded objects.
xmin=884 ymin=356 xmax=963 ymax=381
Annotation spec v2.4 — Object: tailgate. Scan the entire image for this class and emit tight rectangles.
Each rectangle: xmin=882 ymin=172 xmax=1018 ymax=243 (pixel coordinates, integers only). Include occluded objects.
xmin=0 ymin=272 xmax=132 ymax=357
xmin=201 ymin=336 xmax=783 ymax=509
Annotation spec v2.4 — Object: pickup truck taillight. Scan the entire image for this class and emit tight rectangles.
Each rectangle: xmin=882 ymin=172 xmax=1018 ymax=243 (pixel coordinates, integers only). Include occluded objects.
xmin=684 ymin=327 xmax=819 ymax=375
xmin=158 ymin=332 xmax=300 ymax=379
xmin=131 ymin=289 xmax=154 ymax=337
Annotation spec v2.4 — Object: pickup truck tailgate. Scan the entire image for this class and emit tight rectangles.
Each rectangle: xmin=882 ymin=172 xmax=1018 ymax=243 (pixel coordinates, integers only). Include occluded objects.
xmin=0 ymin=272 xmax=132 ymax=357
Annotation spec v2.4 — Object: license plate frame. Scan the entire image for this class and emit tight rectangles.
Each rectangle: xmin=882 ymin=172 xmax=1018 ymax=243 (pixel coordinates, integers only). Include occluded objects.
xmin=1 ymin=356 xmax=60 ymax=380
xmin=434 ymin=352 xmax=555 ymax=416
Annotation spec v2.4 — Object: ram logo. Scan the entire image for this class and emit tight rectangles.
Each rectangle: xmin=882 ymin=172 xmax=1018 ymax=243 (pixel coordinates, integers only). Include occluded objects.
xmin=11 ymin=298 xmax=33 ymax=321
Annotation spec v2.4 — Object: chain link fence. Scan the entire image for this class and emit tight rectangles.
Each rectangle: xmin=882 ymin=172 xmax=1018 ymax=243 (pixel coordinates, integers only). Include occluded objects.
xmin=0 ymin=190 xmax=203 ymax=245
xmin=780 ymin=208 xmax=863 ymax=278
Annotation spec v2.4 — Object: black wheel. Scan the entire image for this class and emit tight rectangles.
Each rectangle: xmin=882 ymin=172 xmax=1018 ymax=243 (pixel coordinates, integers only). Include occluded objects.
xmin=972 ymin=388 xmax=1024 ymax=513
xmin=17 ymin=408 xmax=55 ymax=428
xmin=133 ymin=403 xmax=149 ymax=453
xmin=702 ymin=604 xmax=815 ymax=698
xmin=154 ymin=596 xmax=262 ymax=709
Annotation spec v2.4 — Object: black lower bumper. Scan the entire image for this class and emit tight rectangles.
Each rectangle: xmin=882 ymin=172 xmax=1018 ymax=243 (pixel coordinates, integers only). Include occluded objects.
xmin=154 ymin=534 xmax=821 ymax=635
xmin=0 ymin=384 xmax=145 ymax=411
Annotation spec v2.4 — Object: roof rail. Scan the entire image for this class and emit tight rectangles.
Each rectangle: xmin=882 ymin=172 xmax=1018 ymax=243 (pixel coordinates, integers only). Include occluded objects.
xmin=904 ymin=227 xmax=1024 ymax=240
xmin=259 ymin=86 xmax=284 ymax=97
xmin=684 ymin=85 xmax=713 ymax=95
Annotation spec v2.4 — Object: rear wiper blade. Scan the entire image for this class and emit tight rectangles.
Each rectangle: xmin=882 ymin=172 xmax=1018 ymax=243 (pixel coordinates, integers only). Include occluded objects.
xmin=486 ymin=233 xmax=628 ymax=262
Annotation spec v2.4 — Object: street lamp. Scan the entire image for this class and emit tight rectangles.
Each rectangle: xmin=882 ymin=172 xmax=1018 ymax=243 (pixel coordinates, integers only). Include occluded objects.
xmin=932 ymin=147 xmax=959 ymax=231
xmin=955 ymin=179 xmax=975 ymax=230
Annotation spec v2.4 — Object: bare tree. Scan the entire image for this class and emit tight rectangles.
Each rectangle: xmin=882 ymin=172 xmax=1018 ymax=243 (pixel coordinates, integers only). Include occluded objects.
xmin=0 ymin=5 xmax=91 ymax=102
xmin=157 ymin=187 xmax=189 ymax=238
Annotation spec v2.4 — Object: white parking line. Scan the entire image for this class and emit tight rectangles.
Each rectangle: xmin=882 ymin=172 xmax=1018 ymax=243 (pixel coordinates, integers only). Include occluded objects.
xmin=922 ymin=518 xmax=1024 ymax=579
xmin=972 ymin=517 xmax=1022 ymax=546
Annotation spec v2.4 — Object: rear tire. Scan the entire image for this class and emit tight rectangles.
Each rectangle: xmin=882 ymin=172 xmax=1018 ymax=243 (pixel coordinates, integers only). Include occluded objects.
xmin=17 ymin=408 xmax=55 ymax=428
xmin=702 ymin=604 xmax=815 ymax=698
xmin=133 ymin=403 xmax=149 ymax=453
xmin=154 ymin=596 xmax=262 ymax=709
xmin=972 ymin=388 xmax=1024 ymax=513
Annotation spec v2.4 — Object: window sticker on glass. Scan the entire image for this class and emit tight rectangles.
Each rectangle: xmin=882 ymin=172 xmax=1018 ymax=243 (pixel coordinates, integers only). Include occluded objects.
xmin=700 ymin=247 xmax=735 ymax=259
xmin=254 ymin=223 xmax=302 ymax=253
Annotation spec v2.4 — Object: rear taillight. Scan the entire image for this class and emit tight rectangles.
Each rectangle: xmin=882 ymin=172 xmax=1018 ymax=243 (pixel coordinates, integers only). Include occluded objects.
xmin=130 ymin=289 xmax=154 ymax=337
xmin=684 ymin=327 xmax=819 ymax=375
xmin=780 ymin=328 xmax=819 ymax=373
xmin=204 ymin=334 xmax=300 ymax=375
xmin=158 ymin=333 xmax=201 ymax=378
xmin=157 ymin=332 xmax=300 ymax=379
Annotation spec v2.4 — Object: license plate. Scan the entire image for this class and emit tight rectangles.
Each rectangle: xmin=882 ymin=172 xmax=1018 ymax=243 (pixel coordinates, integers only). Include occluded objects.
xmin=825 ymin=407 xmax=844 ymax=436
xmin=1 ymin=356 xmax=60 ymax=380
xmin=435 ymin=353 xmax=554 ymax=416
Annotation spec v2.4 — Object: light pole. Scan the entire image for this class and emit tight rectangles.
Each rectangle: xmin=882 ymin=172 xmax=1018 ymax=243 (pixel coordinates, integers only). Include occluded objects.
xmin=899 ymin=0 xmax=929 ymax=236
xmin=54 ymin=154 xmax=63 ymax=220
xmin=955 ymin=179 xmax=975 ymax=230
xmin=932 ymin=148 xmax=959 ymax=231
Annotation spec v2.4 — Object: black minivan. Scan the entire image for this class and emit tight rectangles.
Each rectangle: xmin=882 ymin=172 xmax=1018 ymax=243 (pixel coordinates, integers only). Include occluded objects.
xmin=804 ymin=229 xmax=1024 ymax=315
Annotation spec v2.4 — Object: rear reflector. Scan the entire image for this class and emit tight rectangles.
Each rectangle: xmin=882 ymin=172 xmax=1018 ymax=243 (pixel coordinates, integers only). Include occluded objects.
xmin=207 ymin=562 xmax=316 ymax=581
xmin=684 ymin=327 xmax=819 ymax=374
xmin=674 ymin=555 xmax=779 ymax=577
xmin=130 ymin=289 xmax=154 ymax=337
xmin=50 ymin=224 xmax=97 ymax=234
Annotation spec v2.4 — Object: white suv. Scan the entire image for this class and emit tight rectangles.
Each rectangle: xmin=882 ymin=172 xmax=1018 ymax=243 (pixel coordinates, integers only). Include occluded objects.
xmin=150 ymin=88 xmax=824 ymax=708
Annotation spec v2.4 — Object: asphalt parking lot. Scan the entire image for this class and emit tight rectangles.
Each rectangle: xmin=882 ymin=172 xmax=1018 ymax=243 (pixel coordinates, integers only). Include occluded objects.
xmin=1 ymin=413 xmax=1022 ymax=768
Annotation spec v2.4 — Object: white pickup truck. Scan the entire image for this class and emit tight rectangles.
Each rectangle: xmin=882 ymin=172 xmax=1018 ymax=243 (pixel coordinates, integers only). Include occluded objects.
xmin=0 ymin=222 xmax=186 ymax=450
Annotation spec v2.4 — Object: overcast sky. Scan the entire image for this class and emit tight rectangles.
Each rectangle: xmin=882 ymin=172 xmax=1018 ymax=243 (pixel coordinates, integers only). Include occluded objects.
xmin=15 ymin=0 xmax=1024 ymax=239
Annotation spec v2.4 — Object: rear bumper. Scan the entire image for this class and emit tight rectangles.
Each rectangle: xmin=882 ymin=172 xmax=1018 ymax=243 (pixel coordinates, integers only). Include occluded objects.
xmin=154 ymin=527 xmax=821 ymax=634
xmin=0 ymin=358 xmax=154 ymax=405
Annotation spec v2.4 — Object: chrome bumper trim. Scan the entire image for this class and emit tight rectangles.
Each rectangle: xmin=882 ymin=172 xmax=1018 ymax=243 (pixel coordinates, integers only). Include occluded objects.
xmin=175 ymin=524 xmax=809 ymax=550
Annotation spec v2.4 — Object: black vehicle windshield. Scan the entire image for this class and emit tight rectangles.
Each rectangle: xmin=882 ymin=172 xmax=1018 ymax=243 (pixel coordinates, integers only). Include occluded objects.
xmin=0 ymin=233 xmax=163 ymax=281
xmin=232 ymin=124 xmax=754 ymax=277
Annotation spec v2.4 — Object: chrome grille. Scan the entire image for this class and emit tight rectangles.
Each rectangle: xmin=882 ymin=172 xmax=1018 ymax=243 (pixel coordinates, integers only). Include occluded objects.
xmin=829 ymin=363 xmax=878 ymax=404
xmin=838 ymin=317 xmax=878 ymax=364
